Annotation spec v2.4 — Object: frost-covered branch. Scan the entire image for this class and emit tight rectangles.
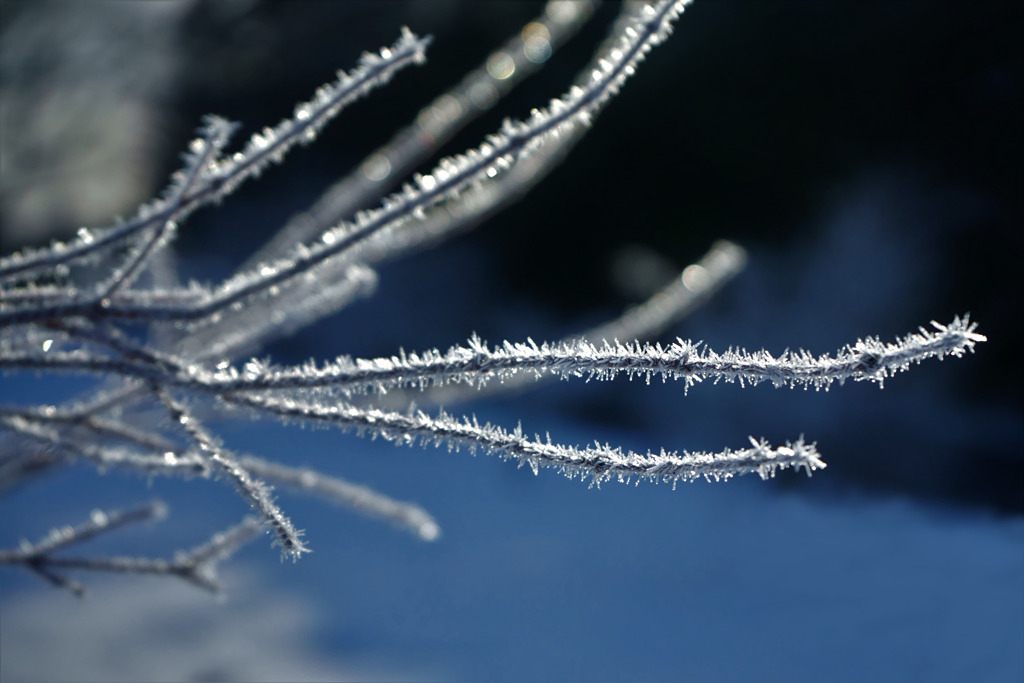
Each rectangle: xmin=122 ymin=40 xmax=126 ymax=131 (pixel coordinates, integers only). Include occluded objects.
xmin=229 ymin=393 xmax=825 ymax=487
xmin=155 ymin=390 xmax=308 ymax=559
xmin=248 ymin=0 xmax=599 ymax=266
xmin=0 ymin=29 xmax=431 ymax=285
xmin=368 ymin=239 xmax=748 ymax=410
xmin=237 ymin=456 xmax=440 ymax=541
xmin=0 ymin=506 xmax=262 ymax=595
xmin=89 ymin=315 xmax=975 ymax=398
xmin=6 ymin=501 xmax=169 ymax=559
xmin=2 ymin=315 xmax=984 ymax=404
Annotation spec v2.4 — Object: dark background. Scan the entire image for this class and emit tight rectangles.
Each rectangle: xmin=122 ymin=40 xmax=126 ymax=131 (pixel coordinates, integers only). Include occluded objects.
xmin=1 ymin=2 xmax=1022 ymax=681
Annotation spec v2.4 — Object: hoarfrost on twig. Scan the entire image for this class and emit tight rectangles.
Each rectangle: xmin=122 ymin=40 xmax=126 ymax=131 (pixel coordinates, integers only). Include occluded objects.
xmin=0 ymin=0 xmax=986 ymax=594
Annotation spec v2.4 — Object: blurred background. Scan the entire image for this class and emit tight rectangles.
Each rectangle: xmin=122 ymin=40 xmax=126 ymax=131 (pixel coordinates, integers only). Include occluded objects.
xmin=1 ymin=1 xmax=1022 ymax=681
